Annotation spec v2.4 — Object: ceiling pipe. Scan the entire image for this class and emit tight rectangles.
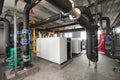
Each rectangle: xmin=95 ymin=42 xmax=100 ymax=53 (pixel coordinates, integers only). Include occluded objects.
xmin=45 ymin=22 xmax=78 ymax=30
xmin=0 ymin=17 xmax=13 ymax=47
xmin=22 ymin=0 xmax=41 ymax=68
xmin=55 ymin=28 xmax=85 ymax=33
xmin=30 ymin=6 xmax=93 ymax=28
xmin=76 ymin=6 xmax=94 ymax=23
xmin=30 ymin=13 xmax=68 ymax=28
xmin=36 ymin=22 xmax=78 ymax=31
xmin=46 ymin=0 xmax=72 ymax=13
xmin=0 ymin=0 xmax=4 ymax=15
xmin=46 ymin=0 xmax=98 ymax=62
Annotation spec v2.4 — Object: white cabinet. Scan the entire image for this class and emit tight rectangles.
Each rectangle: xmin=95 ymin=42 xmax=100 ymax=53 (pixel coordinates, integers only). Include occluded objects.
xmin=72 ymin=39 xmax=81 ymax=54
xmin=36 ymin=37 xmax=67 ymax=64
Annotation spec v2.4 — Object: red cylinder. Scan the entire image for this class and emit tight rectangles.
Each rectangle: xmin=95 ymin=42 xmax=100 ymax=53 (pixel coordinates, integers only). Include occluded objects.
xmin=98 ymin=32 xmax=106 ymax=53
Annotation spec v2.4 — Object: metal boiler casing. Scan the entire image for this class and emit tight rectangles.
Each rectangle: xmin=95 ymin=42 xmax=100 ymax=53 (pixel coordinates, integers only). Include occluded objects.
xmin=36 ymin=37 xmax=67 ymax=64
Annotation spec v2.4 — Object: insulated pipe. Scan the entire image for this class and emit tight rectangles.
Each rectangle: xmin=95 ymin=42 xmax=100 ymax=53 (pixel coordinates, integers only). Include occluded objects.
xmin=45 ymin=22 xmax=78 ymax=30
xmin=55 ymin=28 xmax=85 ymax=33
xmin=76 ymin=6 xmax=94 ymax=23
xmin=30 ymin=6 xmax=93 ymax=28
xmin=0 ymin=17 xmax=13 ymax=47
xmin=86 ymin=31 xmax=98 ymax=62
xmin=46 ymin=0 xmax=72 ymax=13
xmin=36 ymin=22 xmax=78 ymax=31
xmin=45 ymin=0 xmax=96 ymax=29
xmin=17 ymin=22 xmax=23 ymax=47
xmin=22 ymin=0 xmax=41 ymax=67
xmin=101 ymin=17 xmax=110 ymax=35
xmin=0 ymin=0 xmax=4 ymax=15
xmin=30 ymin=13 xmax=69 ymax=28
xmin=30 ymin=5 xmax=94 ymax=29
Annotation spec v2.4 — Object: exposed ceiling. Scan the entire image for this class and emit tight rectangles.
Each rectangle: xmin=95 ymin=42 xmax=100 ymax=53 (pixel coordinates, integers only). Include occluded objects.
xmin=1 ymin=0 xmax=120 ymax=29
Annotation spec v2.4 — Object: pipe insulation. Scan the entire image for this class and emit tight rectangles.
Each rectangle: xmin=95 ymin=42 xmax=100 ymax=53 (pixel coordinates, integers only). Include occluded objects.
xmin=46 ymin=0 xmax=72 ymax=13
xmin=0 ymin=29 xmax=5 ymax=54
xmin=22 ymin=0 xmax=41 ymax=67
xmin=0 ymin=17 xmax=13 ymax=47
xmin=0 ymin=0 xmax=4 ymax=15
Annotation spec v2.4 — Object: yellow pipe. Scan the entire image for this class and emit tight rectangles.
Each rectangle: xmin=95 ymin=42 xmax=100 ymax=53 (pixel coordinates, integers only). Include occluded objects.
xmin=49 ymin=32 xmax=54 ymax=37
xmin=32 ymin=28 xmax=37 ymax=53
xmin=57 ymin=32 xmax=60 ymax=37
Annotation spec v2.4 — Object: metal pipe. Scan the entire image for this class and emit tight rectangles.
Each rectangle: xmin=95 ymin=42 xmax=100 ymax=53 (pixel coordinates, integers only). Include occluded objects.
xmin=22 ymin=0 xmax=41 ymax=67
xmin=86 ymin=31 xmax=98 ymax=62
xmin=17 ymin=22 xmax=23 ymax=47
xmin=0 ymin=17 xmax=13 ymax=47
xmin=36 ymin=22 xmax=78 ymax=31
xmin=55 ymin=28 xmax=85 ymax=33
xmin=14 ymin=7 xmax=17 ymax=75
xmin=95 ymin=0 xmax=98 ymax=24
xmin=76 ymin=6 xmax=94 ymax=23
xmin=32 ymin=29 xmax=37 ymax=53
xmin=46 ymin=0 xmax=72 ymax=13
xmin=101 ymin=17 xmax=110 ymax=35
xmin=30 ymin=13 xmax=68 ymax=28
xmin=0 ymin=0 xmax=4 ymax=15
xmin=45 ymin=22 xmax=78 ymax=30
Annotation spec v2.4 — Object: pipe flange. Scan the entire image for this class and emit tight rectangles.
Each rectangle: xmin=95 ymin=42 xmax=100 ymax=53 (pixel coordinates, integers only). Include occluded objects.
xmin=61 ymin=0 xmax=81 ymax=20
xmin=61 ymin=0 xmax=75 ymax=16
xmin=69 ymin=8 xmax=81 ymax=21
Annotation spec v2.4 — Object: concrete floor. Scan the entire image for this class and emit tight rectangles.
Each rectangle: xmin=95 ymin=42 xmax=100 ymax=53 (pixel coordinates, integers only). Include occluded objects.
xmin=24 ymin=52 xmax=120 ymax=80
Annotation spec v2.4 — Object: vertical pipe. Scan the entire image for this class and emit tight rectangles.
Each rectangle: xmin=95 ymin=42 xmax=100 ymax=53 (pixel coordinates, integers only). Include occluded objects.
xmin=86 ymin=30 xmax=98 ymax=62
xmin=0 ymin=17 xmax=13 ymax=47
xmin=22 ymin=0 xmax=41 ymax=68
xmin=32 ymin=28 xmax=37 ymax=53
xmin=95 ymin=0 xmax=98 ymax=24
xmin=14 ymin=6 xmax=17 ymax=76
xmin=0 ymin=0 xmax=4 ymax=15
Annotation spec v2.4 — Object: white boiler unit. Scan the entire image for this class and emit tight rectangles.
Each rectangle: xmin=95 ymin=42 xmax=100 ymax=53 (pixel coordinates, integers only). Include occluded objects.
xmin=72 ymin=39 xmax=81 ymax=54
xmin=36 ymin=37 xmax=67 ymax=64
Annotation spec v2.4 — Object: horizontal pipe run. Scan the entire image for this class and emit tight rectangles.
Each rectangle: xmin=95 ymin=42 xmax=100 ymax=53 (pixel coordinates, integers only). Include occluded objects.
xmin=36 ymin=22 xmax=79 ymax=31
xmin=76 ymin=6 xmax=94 ymax=23
xmin=55 ymin=28 xmax=85 ymax=33
xmin=46 ymin=0 xmax=72 ymax=13
xmin=77 ymin=15 xmax=98 ymax=31
xmin=30 ymin=13 xmax=69 ymax=28
xmin=45 ymin=22 xmax=78 ymax=30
